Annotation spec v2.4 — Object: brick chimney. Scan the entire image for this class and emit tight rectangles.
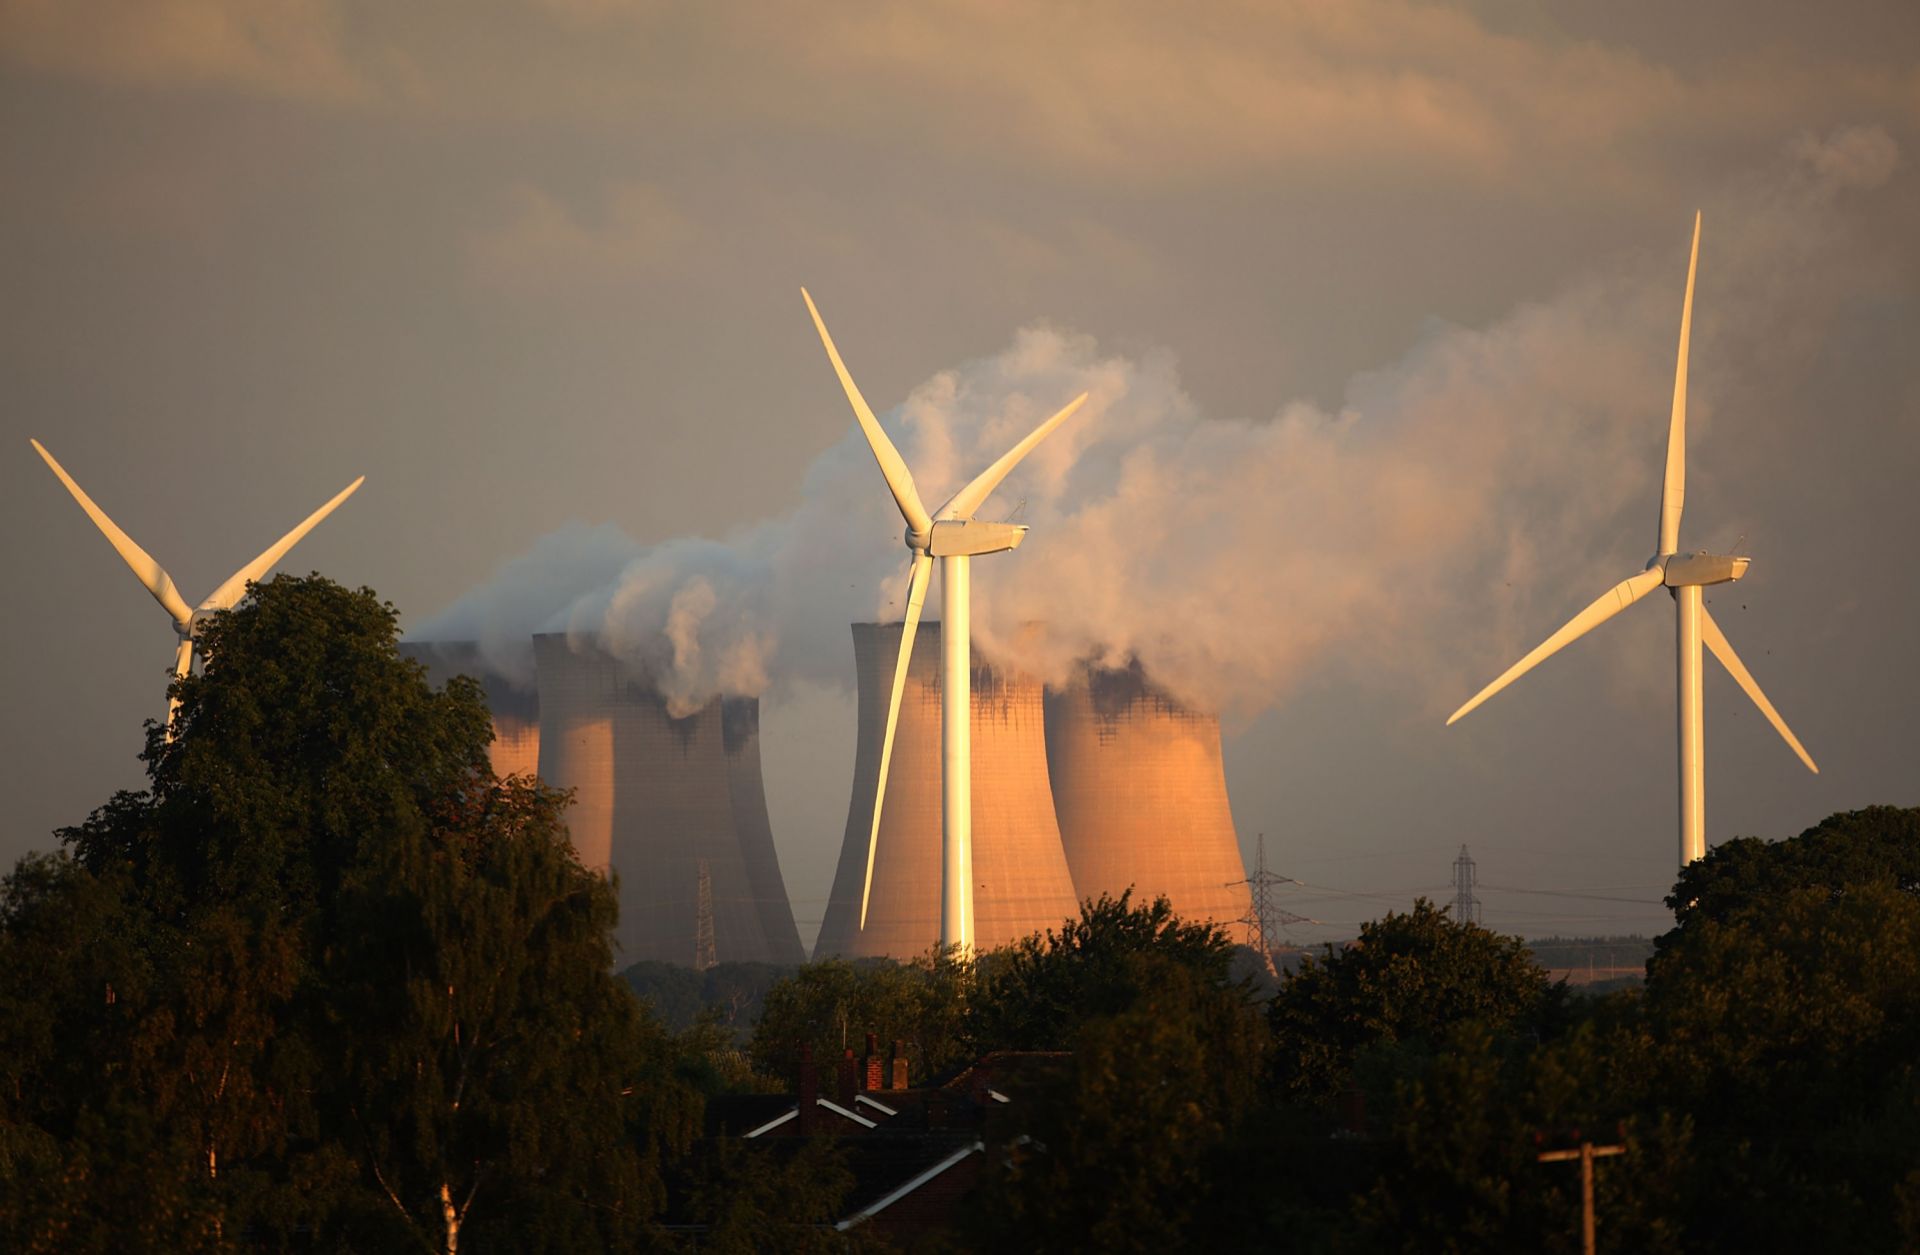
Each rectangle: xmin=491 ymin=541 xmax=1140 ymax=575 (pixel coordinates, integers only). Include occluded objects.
xmin=837 ymin=1047 xmax=859 ymax=1107
xmin=797 ymin=1044 xmax=817 ymax=1134
xmin=889 ymin=1040 xmax=909 ymax=1091
xmin=862 ymin=1033 xmax=883 ymax=1092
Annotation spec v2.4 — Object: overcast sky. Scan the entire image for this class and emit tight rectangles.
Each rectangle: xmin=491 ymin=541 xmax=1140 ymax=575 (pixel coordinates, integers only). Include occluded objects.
xmin=5 ymin=0 xmax=1917 ymax=949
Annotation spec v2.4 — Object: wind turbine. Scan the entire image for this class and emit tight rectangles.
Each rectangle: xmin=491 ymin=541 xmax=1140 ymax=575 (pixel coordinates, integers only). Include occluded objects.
xmin=802 ymin=289 xmax=1087 ymax=950
xmin=1446 ymin=214 xmax=1817 ymax=869
xmin=30 ymin=438 xmax=364 ymax=735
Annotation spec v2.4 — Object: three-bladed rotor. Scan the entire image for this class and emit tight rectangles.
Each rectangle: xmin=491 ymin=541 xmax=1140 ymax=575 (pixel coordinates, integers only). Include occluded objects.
xmin=31 ymin=438 xmax=364 ymax=734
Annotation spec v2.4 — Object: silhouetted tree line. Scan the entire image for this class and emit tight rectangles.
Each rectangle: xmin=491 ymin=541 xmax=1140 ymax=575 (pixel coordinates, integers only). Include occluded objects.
xmin=3 ymin=576 xmax=1916 ymax=1252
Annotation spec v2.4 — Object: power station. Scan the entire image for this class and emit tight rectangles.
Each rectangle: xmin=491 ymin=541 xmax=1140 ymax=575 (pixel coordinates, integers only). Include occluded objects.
xmin=1045 ymin=660 xmax=1252 ymax=931
xmin=531 ymin=634 xmax=805 ymax=966
xmin=814 ymin=622 xmax=1082 ymax=959
xmin=719 ymin=694 xmax=810 ymax=965
xmin=400 ymin=630 xmax=1255 ymax=967
xmin=402 ymin=634 xmax=807 ymax=966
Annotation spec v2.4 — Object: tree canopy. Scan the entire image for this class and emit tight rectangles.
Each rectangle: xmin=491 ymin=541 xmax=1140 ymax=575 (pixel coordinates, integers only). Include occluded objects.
xmin=1268 ymin=898 xmax=1563 ymax=1109
xmin=0 ymin=576 xmax=698 ymax=1253
xmin=970 ymin=890 xmax=1237 ymax=1054
xmin=1664 ymin=804 xmax=1920 ymax=934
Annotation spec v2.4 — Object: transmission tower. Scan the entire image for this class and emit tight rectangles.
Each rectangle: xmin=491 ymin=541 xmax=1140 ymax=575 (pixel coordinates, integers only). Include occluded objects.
xmin=693 ymin=858 xmax=718 ymax=971
xmin=1228 ymin=834 xmax=1312 ymax=956
xmin=1450 ymin=844 xmax=1482 ymax=925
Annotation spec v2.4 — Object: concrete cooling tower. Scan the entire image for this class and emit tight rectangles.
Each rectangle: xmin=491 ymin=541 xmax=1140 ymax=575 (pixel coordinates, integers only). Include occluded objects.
xmin=815 ymin=621 xmax=1081 ymax=960
xmin=531 ymin=634 xmax=805 ymax=967
xmin=398 ymin=640 xmax=540 ymax=780
xmin=1045 ymin=661 xmax=1252 ymax=931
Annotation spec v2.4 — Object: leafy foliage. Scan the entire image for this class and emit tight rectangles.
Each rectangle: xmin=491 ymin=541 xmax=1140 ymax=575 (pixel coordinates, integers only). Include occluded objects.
xmin=749 ymin=948 xmax=974 ymax=1086
xmin=623 ymin=959 xmax=796 ymax=1044
xmin=1354 ymin=809 xmax=1920 ymax=1252
xmin=1645 ymin=875 xmax=1920 ymax=1250
xmin=970 ymin=890 xmax=1237 ymax=1053
xmin=1664 ymin=804 xmax=1920 ymax=934
xmin=674 ymin=1137 xmax=863 ymax=1255
xmin=968 ymin=952 xmax=1266 ymax=1254
xmin=1268 ymin=898 xmax=1563 ymax=1110
xmin=0 ymin=576 xmax=698 ymax=1252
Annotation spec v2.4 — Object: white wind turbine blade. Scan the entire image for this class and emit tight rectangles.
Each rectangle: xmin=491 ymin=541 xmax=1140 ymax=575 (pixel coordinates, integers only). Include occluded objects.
xmin=801 ymin=288 xmax=934 ymax=536
xmin=1447 ymin=567 xmax=1666 ymax=726
xmin=30 ymin=439 xmax=193 ymax=627
xmin=936 ymin=392 xmax=1090 ymax=521
xmin=198 ymin=476 xmax=365 ymax=612
xmin=861 ymin=551 xmax=933 ymax=929
xmin=1701 ymin=607 xmax=1818 ymax=773
xmin=165 ymin=637 xmax=194 ymax=738
xmin=1657 ymin=212 xmax=1701 ymax=556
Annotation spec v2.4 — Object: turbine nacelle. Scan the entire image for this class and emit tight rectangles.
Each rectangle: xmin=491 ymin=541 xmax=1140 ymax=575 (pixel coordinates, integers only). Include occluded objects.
xmin=1661 ymin=551 xmax=1750 ymax=588
xmin=180 ymin=607 xmax=230 ymax=642
xmin=928 ymin=518 xmax=1027 ymax=557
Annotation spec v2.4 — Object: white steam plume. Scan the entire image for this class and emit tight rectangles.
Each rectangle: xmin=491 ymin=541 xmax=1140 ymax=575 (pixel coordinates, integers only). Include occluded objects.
xmin=414 ymin=127 xmax=1900 ymax=718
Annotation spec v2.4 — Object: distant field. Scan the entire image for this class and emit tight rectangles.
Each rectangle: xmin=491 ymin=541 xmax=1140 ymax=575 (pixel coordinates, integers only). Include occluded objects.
xmin=1529 ymin=935 xmax=1655 ymax=987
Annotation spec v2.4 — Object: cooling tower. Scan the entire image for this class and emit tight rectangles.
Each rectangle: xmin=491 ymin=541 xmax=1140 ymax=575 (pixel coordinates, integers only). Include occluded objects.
xmin=532 ymin=634 xmax=804 ymax=967
xmin=814 ymin=621 xmax=1081 ymax=960
xmin=722 ymin=697 xmax=808 ymax=965
xmin=398 ymin=640 xmax=540 ymax=780
xmin=1044 ymin=661 xmax=1252 ymax=931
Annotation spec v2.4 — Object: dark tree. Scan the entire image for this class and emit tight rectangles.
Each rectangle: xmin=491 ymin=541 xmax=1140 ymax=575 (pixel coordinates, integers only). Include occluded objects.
xmin=749 ymin=948 xmax=973 ymax=1087
xmin=1351 ymin=1015 xmax=1692 ymax=1255
xmin=1663 ymin=804 xmax=1920 ymax=935
xmin=969 ymin=891 xmax=1236 ymax=1053
xmin=1644 ymin=879 xmax=1920 ymax=1251
xmin=0 ymin=575 xmax=697 ymax=1253
xmin=624 ymin=959 xmax=796 ymax=1044
xmin=1268 ymin=898 xmax=1562 ymax=1110
xmin=675 ymin=1137 xmax=863 ymax=1255
xmin=968 ymin=952 xmax=1267 ymax=1255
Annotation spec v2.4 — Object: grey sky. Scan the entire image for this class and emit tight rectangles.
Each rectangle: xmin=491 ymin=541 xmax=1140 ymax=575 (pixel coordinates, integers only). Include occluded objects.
xmin=5 ymin=0 xmax=1916 ymax=948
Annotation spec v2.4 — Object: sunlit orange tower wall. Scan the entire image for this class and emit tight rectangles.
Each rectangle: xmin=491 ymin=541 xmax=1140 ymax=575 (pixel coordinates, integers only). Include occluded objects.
xmin=532 ymin=634 xmax=805 ymax=967
xmin=398 ymin=640 xmax=541 ymax=780
xmin=1045 ymin=661 xmax=1252 ymax=930
xmin=815 ymin=621 xmax=1081 ymax=959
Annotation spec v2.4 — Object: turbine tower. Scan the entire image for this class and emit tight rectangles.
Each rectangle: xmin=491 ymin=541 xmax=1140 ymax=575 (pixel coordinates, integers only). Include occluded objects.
xmin=1446 ymin=215 xmax=1818 ymax=868
xmin=30 ymin=439 xmax=363 ymax=732
xmin=802 ymin=289 xmax=1087 ymax=950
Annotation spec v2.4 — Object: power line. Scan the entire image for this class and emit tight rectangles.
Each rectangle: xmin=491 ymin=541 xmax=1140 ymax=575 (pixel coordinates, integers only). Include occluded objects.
xmin=1480 ymin=883 xmax=1666 ymax=905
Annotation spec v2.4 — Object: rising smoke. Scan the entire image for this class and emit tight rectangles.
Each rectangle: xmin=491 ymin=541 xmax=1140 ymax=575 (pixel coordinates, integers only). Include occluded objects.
xmin=414 ymin=127 xmax=1899 ymax=719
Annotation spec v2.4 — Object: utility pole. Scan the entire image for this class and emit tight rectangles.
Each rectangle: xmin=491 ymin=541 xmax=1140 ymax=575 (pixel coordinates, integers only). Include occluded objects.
xmin=1537 ymin=1133 xmax=1627 ymax=1255
xmin=1450 ymin=844 xmax=1481 ymax=925
xmin=693 ymin=858 xmax=718 ymax=972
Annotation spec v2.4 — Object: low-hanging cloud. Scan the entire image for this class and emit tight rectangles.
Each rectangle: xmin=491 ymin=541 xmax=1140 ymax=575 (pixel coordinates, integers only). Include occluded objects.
xmin=415 ymin=127 xmax=1901 ymax=719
